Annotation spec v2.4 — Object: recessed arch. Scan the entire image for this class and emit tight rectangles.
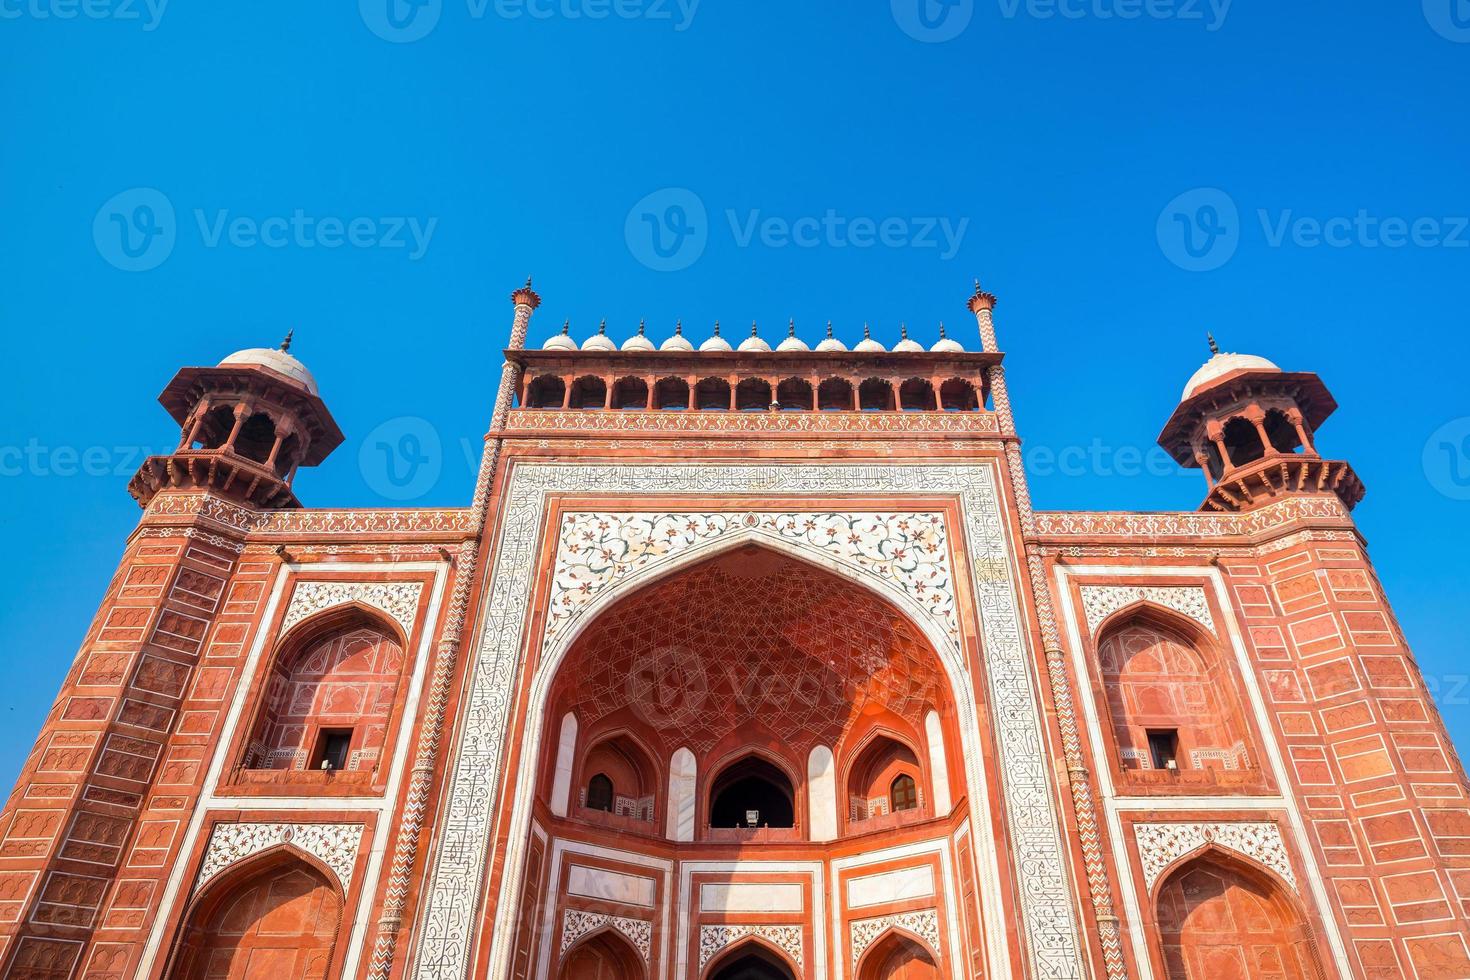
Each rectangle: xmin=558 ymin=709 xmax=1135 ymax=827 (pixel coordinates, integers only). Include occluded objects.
xmin=655 ymin=376 xmax=691 ymax=410
xmin=612 ymin=376 xmax=650 ymax=411
xmin=528 ymin=374 xmax=567 ymax=409
xmin=165 ymin=848 xmax=343 ymax=980
xmin=559 ymin=926 xmax=645 ymax=980
xmin=708 ymin=752 xmax=797 ymax=830
xmin=855 ymin=929 xmax=940 ymax=980
xmin=1153 ymin=850 xmax=1324 ymax=980
xmin=702 ymin=938 xmax=800 ymax=980
xmin=569 ymin=376 xmax=608 ymax=410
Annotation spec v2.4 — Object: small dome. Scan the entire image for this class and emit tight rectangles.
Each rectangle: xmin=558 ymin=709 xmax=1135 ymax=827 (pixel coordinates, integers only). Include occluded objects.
xmin=815 ymin=322 xmax=847 ymax=352
xmin=1183 ymin=349 xmax=1281 ymax=399
xmin=893 ymin=324 xmax=923 ymax=352
xmin=543 ymin=321 xmax=577 ymax=351
xmin=738 ymin=324 xmax=771 ymax=352
xmin=622 ymin=321 xmax=655 ymax=352
xmin=661 ymin=321 xmax=694 ymax=351
xmin=700 ymin=323 xmax=732 ymax=352
xmin=930 ymin=324 xmax=964 ymax=353
xmin=777 ymin=320 xmax=809 ymax=352
xmin=582 ymin=320 xmax=616 ymax=352
xmin=854 ymin=325 xmax=885 ymax=353
xmin=220 ymin=336 xmax=318 ymax=395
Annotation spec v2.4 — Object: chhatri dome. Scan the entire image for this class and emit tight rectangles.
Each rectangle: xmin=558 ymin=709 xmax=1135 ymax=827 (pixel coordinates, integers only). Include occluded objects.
xmin=542 ymin=321 xmax=577 ymax=351
xmin=1182 ymin=335 xmax=1280 ymax=400
xmin=219 ymin=332 xmax=319 ymax=395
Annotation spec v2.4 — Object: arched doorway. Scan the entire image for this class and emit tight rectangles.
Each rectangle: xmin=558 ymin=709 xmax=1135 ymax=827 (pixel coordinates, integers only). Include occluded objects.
xmin=709 ymin=755 xmax=796 ymax=828
xmin=1156 ymin=854 xmax=1324 ymax=979
xmin=168 ymin=853 xmax=341 ymax=979
xmin=858 ymin=933 xmax=940 ymax=980
xmin=559 ymin=931 xmax=644 ymax=980
xmin=707 ymin=945 xmax=797 ymax=980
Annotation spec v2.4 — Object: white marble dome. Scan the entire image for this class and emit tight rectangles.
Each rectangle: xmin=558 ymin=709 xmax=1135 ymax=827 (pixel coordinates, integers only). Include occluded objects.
xmin=930 ymin=325 xmax=964 ymax=353
xmin=622 ymin=323 xmax=655 ymax=352
xmin=700 ymin=325 xmax=733 ymax=352
xmin=219 ymin=345 xmax=318 ymax=396
xmin=854 ymin=326 xmax=885 ymax=353
xmin=738 ymin=326 xmax=771 ymax=352
xmin=893 ymin=326 xmax=923 ymax=352
xmin=777 ymin=322 xmax=809 ymax=352
xmin=815 ymin=324 xmax=847 ymax=352
xmin=661 ymin=322 xmax=694 ymax=351
xmin=1183 ymin=351 xmax=1281 ymax=399
xmin=582 ymin=322 xmax=616 ymax=352
xmin=542 ymin=322 xmax=577 ymax=351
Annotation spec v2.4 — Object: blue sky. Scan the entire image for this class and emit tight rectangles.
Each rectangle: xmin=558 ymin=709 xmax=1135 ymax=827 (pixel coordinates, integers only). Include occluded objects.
xmin=1 ymin=1 xmax=1467 ymax=786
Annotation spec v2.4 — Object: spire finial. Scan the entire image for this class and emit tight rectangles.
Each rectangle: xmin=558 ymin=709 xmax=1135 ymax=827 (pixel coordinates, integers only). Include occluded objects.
xmin=901 ymin=323 xmax=909 ymax=340
xmin=826 ymin=321 xmax=834 ymax=338
xmin=751 ymin=320 xmax=759 ymax=337
xmin=638 ymin=319 xmax=646 ymax=336
xmin=939 ymin=322 xmax=947 ymax=339
xmin=279 ymin=329 xmax=293 ymax=353
xmin=714 ymin=321 xmax=721 ymax=336
xmin=788 ymin=318 xmax=796 ymax=338
xmin=1208 ymin=332 xmax=1220 ymax=355
xmin=675 ymin=319 xmax=683 ymax=336
xmin=974 ymin=278 xmax=982 ymax=295
xmin=598 ymin=319 xmax=607 ymax=335
xmin=560 ymin=319 xmax=570 ymax=336
xmin=525 ymin=276 xmax=533 ymax=289
xmin=863 ymin=323 xmax=871 ymax=339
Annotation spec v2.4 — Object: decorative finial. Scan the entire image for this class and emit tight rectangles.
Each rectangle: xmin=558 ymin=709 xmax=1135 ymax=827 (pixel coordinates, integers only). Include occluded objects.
xmin=1208 ymin=332 xmax=1220 ymax=355
xmin=863 ymin=323 xmax=871 ymax=339
xmin=938 ymin=322 xmax=947 ymax=339
xmin=713 ymin=321 xmax=721 ymax=336
xmin=511 ymin=278 xmax=542 ymax=309
xmin=638 ymin=319 xmax=646 ymax=336
xmin=751 ymin=321 xmax=759 ymax=337
xmin=788 ymin=318 xmax=796 ymax=338
xmin=826 ymin=321 xmax=834 ymax=338
xmin=560 ymin=320 xmax=570 ymax=336
xmin=900 ymin=323 xmax=909 ymax=340
xmin=279 ymin=329 xmax=293 ymax=353
xmin=598 ymin=319 xmax=607 ymax=335
xmin=974 ymin=278 xmax=982 ymax=295
xmin=675 ymin=319 xmax=683 ymax=336
xmin=525 ymin=276 xmax=533 ymax=289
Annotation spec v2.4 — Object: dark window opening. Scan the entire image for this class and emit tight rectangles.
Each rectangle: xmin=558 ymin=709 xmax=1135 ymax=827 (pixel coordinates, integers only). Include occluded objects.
xmin=1148 ymin=729 xmax=1181 ymax=771
xmin=709 ymin=950 xmax=796 ymax=980
xmin=313 ymin=729 xmax=352 ymax=772
xmin=587 ymin=772 xmax=614 ymax=812
xmin=710 ymin=757 xmax=795 ymax=828
xmin=890 ymin=774 xmax=918 ymax=812
xmin=1222 ymin=416 xmax=1265 ymax=468
xmin=1264 ymin=410 xmax=1303 ymax=454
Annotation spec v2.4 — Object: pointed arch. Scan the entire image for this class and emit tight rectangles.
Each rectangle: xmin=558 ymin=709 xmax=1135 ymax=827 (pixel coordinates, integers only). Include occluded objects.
xmin=1152 ymin=849 xmax=1325 ymax=980
xmin=855 ymin=928 xmax=941 ymax=980
xmin=558 ymin=925 xmax=646 ymax=980
xmin=701 ymin=936 xmax=801 ymax=980
xmin=165 ymin=848 xmax=344 ymax=980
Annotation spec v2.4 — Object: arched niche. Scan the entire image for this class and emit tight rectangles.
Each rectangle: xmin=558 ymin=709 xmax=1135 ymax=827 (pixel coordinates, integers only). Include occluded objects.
xmin=1153 ymin=851 xmax=1324 ymax=980
xmin=576 ymin=731 xmax=660 ymax=826
xmin=165 ymin=849 xmax=343 ymax=980
xmin=239 ymin=607 xmax=408 ymax=782
xmin=708 ymin=752 xmax=797 ymax=830
xmin=842 ymin=727 xmax=927 ymax=832
xmin=856 ymin=931 xmax=940 ymax=980
xmin=1093 ymin=606 xmax=1256 ymax=787
xmin=704 ymin=941 xmax=799 ymax=980
xmin=559 ymin=928 xmax=645 ymax=980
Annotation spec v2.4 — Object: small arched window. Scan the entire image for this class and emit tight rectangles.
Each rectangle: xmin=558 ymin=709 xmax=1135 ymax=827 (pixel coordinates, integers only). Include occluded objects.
xmin=890 ymin=774 xmax=918 ymax=812
xmin=586 ymin=773 xmax=614 ymax=812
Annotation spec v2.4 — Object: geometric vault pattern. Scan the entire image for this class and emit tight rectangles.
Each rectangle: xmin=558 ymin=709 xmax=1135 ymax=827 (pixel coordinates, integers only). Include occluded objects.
xmin=413 ymin=463 xmax=1082 ymax=980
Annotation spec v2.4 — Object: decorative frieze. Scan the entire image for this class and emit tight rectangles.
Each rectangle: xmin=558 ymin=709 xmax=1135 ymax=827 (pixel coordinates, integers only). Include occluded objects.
xmin=560 ymin=910 xmax=652 ymax=960
xmin=1078 ymin=585 xmax=1215 ymax=636
xmin=1134 ymin=821 xmax=1295 ymax=890
xmin=507 ymin=409 xmax=998 ymax=435
xmin=280 ymin=580 xmax=423 ymax=638
xmin=699 ymin=925 xmax=804 ymax=968
xmin=850 ymin=909 xmax=941 ymax=963
xmin=195 ymin=823 xmax=363 ymax=892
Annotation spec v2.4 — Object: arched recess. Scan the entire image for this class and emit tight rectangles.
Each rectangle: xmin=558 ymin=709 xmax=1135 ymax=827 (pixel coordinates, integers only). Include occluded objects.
xmin=708 ymin=752 xmax=797 ymax=829
xmin=576 ymin=731 xmax=659 ymax=825
xmin=843 ymin=728 xmax=927 ymax=830
xmin=1153 ymin=850 xmax=1324 ymax=980
xmin=241 ymin=606 xmax=408 ymax=777
xmin=165 ymin=848 xmax=343 ymax=980
xmin=494 ymin=531 xmax=1002 ymax=980
xmin=559 ymin=928 xmax=645 ymax=980
xmin=703 ymin=940 xmax=799 ymax=980
xmin=856 ymin=931 xmax=941 ymax=980
xmin=1093 ymin=605 xmax=1254 ymax=781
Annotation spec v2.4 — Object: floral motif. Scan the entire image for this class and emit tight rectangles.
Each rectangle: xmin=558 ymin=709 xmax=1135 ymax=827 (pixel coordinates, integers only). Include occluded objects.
xmin=850 ymin=909 xmax=941 ymax=963
xmin=1078 ymin=585 xmax=1214 ymax=635
xmin=507 ymin=410 xmax=997 ymax=434
xmin=549 ymin=512 xmax=956 ymax=647
xmin=196 ymin=823 xmax=363 ymax=892
xmin=699 ymin=925 xmax=804 ymax=968
xmin=1134 ymin=821 xmax=1295 ymax=889
xmin=560 ymin=910 xmax=652 ymax=960
xmin=1033 ymin=496 xmax=1350 ymax=541
xmin=281 ymin=581 xmax=423 ymax=638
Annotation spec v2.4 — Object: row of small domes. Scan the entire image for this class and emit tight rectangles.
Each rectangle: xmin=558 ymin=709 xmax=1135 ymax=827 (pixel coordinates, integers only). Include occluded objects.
xmin=543 ymin=320 xmax=966 ymax=354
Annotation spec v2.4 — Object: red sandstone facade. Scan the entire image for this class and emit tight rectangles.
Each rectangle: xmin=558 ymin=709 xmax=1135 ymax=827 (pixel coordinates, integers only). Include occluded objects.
xmin=1 ymin=282 xmax=1467 ymax=980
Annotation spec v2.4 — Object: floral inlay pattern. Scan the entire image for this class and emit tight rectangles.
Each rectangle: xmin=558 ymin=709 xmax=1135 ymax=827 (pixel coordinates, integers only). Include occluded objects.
xmin=699 ymin=924 xmax=804 ymax=968
xmin=281 ymin=581 xmax=423 ymax=638
xmin=195 ymin=822 xmax=364 ymax=892
xmin=1079 ymin=585 xmax=1215 ymax=636
xmin=850 ymin=909 xmax=942 ymax=963
xmin=560 ymin=910 xmax=652 ymax=960
xmin=549 ymin=512 xmax=956 ymax=647
xmin=1135 ymin=821 xmax=1295 ymax=889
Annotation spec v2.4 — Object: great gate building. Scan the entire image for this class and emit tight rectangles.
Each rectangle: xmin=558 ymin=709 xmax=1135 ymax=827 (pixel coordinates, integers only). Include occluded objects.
xmin=2 ymin=281 xmax=1468 ymax=980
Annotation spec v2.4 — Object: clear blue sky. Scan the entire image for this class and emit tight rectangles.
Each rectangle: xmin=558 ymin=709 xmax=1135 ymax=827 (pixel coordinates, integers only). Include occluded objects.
xmin=1 ymin=2 xmax=1467 ymax=786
